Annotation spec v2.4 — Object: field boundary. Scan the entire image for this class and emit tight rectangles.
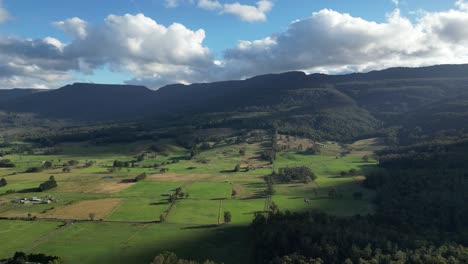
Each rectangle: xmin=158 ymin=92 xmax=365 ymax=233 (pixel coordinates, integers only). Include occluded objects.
xmin=217 ymin=200 xmax=223 ymax=224
xmin=22 ymin=222 xmax=71 ymax=252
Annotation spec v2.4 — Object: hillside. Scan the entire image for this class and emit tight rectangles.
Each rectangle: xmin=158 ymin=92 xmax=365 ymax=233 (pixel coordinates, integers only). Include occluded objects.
xmin=1 ymin=83 xmax=156 ymax=120
xmin=1 ymin=64 xmax=468 ymax=141
xmin=0 ymin=88 xmax=42 ymax=103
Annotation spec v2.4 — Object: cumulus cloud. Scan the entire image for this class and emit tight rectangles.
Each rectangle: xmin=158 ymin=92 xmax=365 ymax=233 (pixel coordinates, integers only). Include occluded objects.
xmin=60 ymin=13 xmax=217 ymax=88
xmin=222 ymin=0 xmax=273 ymax=22
xmin=4 ymin=1 xmax=468 ymax=89
xmin=53 ymin=17 xmax=88 ymax=39
xmin=219 ymin=5 xmax=468 ymax=79
xmin=196 ymin=0 xmax=273 ymax=22
xmin=0 ymin=36 xmax=76 ymax=88
xmin=0 ymin=13 xmax=216 ymax=88
xmin=455 ymin=0 xmax=468 ymax=11
xmin=198 ymin=0 xmax=222 ymax=10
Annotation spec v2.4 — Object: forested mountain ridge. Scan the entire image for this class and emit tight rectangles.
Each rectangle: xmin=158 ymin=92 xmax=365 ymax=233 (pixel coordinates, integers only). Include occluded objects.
xmin=1 ymin=83 xmax=156 ymax=120
xmin=0 ymin=88 xmax=42 ymax=103
xmin=1 ymin=64 xmax=468 ymax=141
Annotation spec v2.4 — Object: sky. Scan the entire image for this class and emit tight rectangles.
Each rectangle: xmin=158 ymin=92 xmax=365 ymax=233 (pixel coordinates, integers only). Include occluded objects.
xmin=0 ymin=0 xmax=467 ymax=89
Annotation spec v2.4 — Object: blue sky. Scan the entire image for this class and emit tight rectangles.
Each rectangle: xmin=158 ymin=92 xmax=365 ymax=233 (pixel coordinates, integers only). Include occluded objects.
xmin=0 ymin=0 xmax=466 ymax=88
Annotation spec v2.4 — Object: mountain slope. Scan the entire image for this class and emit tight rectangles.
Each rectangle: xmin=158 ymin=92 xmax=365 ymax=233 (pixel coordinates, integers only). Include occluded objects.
xmin=0 ymin=89 xmax=42 ymax=103
xmin=1 ymin=64 xmax=468 ymax=141
xmin=1 ymin=83 xmax=156 ymax=120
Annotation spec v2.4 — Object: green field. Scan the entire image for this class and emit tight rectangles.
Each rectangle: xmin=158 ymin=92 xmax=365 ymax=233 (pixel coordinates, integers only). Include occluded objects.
xmin=0 ymin=133 xmax=382 ymax=263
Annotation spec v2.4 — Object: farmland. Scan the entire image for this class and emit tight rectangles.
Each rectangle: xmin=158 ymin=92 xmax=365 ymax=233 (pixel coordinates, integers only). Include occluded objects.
xmin=0 ymin=130 xmax=381 ymax=263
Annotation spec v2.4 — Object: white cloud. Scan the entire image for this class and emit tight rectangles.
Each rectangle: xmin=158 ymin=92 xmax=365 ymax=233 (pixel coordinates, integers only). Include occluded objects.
xmin=0 ymin=0 xmax=10 ymax=24
xmin=61 ymin=13 xmax=216 ymax=87
xmin=4 ymin=2 xmax=468 ymax=89
xmin=0 ymin=13 xmax=215 ymax=88
xmin=198 ymin=0 xmax=221 ymax=10
xmin=219 ymin=6 xmax=468 ymax=79
xmin=455 ymin=0 xmax=468 ymax=11
xmin=222 ymin=0 xmax=273 ymax=22
xmin=53 ymin=17 xmax=88 ymax=39
xmin=0 ymin=36 xmax=75 ymax=88
xmin=165 ymin=0 xmax=180 ymax=8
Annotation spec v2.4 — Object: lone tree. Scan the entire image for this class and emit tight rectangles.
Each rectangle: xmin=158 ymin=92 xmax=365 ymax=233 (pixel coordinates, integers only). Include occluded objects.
xmin=270 ymin=202 xmax=279 ymax=215
xmin=42 ymin=161 xmax=53 ymax=169
xmin=224 ymin=211 xmax=232 ymax=224
xmin=234 ymin=164 xmax=241 ymax=172
xmin=62 ymin=167 xmax=71 ymax=173
xmin=89 ymin=213 xmax=95 ymax=221
xmin=362 ymin=155 xmax=370 ymax=162
xmin=0 ymin=178 xmax=7 ymax=187
xmin=159 ymin=214 xmax=166 ymax=223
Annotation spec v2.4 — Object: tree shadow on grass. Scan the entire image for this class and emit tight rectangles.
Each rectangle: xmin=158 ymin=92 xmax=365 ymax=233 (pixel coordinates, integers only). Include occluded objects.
xmin=329 ymin=175 xmax=356 ymax=179
xmin=243 ymin=182 xmax=266 ymax=188
xmin=219 ymin=170 xmax=236 ymax=173
xmin=169 ymin=156 xmax=190 ymax=161
xmin=181 ymin=224 xmax=220 ymax=230
xmin=16 ymin=188 xmax=40 ymax=193
xmin=120 ymin=179 xmax=136 ymax=183
xmin=241 ymin=193 xmax=266 ymax=200
xmin=149 ymin=202 xmax=168 ymax=206
xmin=88 ymin=225 xmax=253 ymax=264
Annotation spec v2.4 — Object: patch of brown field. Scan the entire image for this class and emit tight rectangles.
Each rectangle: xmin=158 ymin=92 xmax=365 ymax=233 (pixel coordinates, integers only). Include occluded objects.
xmin=353 ymin=176 xmax=366 ymax=183
xmin=349 ymin=150 xmax=374 ymax=157
xmin=277 ymin=135 xmax=342 ymax=155
xmin=92 ymin=182 xmax=136 ymax=193
xmin=349 ymin=138 xmax=385 ymax=154
xmin=277 ymin=135 xmax=315 ymax=150
xmin=56 ymin=180 xmax=135 ymax=194
xmin=147 ymin=173 xmax=226 ymax=182
xmin=0 ymin=210 xmax=25 ymax=218
xmin=41 ymin=198 xmax=123 ymax=220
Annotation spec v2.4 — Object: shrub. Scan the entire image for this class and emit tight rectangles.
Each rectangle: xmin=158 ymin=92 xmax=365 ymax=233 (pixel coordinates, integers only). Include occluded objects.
xmin=0 ymin=178 xmax=7 ymax=187
xmin=25 ymin=167 xmax=43 ymax=173
xmin=0 ymin=159 xmax=15 ymax=168
xmin=276 ymin=166 xmax=316 ymax=183
xmin=134 ymin=172 xmax=147 ymax=182
xmin=38 ymin=176 xmax=57 ymax=192
xmin=224 ymin=211 xmax=232 ymax=223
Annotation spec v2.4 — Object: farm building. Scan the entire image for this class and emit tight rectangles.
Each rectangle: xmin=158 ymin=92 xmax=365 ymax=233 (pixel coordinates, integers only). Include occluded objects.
xmin=12 ymin=196 xmax=55 ymax=205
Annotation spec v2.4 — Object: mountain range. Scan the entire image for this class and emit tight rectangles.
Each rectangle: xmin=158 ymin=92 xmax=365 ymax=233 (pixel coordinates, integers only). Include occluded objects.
xmin=1 ymin=64 xmax=468 ymax=140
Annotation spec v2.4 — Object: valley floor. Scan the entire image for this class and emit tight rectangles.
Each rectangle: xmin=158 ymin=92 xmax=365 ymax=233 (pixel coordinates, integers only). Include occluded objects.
xmin=0 ymin=134 xmax=382 ymax=263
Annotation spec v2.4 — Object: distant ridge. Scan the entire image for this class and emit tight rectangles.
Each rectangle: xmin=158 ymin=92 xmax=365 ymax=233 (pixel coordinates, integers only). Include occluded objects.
xmin=0 ymin=88 xmax=43 ymax=103
xmin=1 ymin=64 xmax=468 ymax=125
xmin=1 ymin=83 xmax=156 ymax=120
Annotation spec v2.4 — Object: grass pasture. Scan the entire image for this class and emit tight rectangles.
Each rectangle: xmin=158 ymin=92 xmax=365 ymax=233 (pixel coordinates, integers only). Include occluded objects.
xmin=168 ymin=199 xmax=221 ymax=225
xmin=0 ymin=132 xmax=381 ymax=263
xmin=0 ymin=221 xmax=62 ymax=259
xmin=106 ymin=197 xmax=168 ymax=222
xmin=184 ymin=182 xmax=232 ymax=200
